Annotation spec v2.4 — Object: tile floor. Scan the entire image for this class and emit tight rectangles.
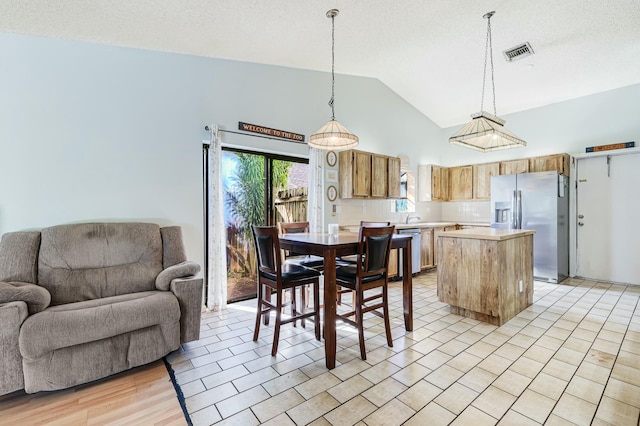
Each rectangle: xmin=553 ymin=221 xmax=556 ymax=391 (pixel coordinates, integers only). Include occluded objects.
xmin=167 ymin=272 xmax=640 ymax=425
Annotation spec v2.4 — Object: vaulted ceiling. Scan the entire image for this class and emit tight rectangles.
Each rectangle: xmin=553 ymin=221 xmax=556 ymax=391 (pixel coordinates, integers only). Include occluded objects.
xmin=2 ymin=0 xmax=639 ymax=127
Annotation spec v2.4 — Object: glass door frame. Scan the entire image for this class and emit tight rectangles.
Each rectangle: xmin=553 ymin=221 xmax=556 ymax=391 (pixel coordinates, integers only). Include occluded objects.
xmin=216 ymin=146 xmax=309 ymax=302
xmin=221 ymin=146 xmax=309 ymax=226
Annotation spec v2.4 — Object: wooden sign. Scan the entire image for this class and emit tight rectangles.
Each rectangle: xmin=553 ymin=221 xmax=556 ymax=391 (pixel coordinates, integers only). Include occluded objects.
xmin=238 ymin=122 xmax=305 ymax=142
xmin=586 ymin=141 xmax=635 ymax=153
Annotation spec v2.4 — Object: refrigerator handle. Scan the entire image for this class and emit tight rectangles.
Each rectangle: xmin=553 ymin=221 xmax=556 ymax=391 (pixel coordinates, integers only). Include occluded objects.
xmin=516 ymin=190 xmax=523 ymax=229
xmin=512 ymin=190 xmax=518 ymax=229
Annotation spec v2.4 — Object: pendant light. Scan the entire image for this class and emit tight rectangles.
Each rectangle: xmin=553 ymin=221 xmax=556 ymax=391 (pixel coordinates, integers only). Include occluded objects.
xmin=449 ymin=11 xmax=526 ymax=152
xmin=309 ymin=9 xmax=359 ymax=150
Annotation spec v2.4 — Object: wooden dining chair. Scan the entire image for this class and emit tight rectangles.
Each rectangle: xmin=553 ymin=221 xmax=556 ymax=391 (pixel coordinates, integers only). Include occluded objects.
xmin=335 ymin=225 xmax=395 ymax=360
xmin=279 ymin=221 xmax=324 ymax=270
xmin=337 ymin=221 xmax=392 ymax=305
xmin=251 ymin=225 xmax=321 ymax=356
xmin=279 ymin=221 xmax=325 ymax=312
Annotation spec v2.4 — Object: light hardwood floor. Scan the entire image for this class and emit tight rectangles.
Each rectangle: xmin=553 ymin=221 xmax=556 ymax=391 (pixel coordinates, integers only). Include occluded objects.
xmin=0 ymin=360 xmax=186 ymax=426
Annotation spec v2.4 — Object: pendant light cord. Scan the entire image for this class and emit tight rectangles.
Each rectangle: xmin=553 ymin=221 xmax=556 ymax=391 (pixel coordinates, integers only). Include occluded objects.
xmin=329 ymin=12 xmax=336 ymax=120
xmin=480 ymin=12 xmax=497 ymax=116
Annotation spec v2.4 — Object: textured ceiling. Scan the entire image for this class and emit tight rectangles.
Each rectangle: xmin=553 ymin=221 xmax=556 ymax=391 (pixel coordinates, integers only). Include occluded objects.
xmin=1 ymin=0 xmax=639 ymax=127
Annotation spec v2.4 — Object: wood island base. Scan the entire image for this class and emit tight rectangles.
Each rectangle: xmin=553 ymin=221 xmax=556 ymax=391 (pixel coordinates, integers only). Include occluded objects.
xmin=437 ymin=228 xmax=535 ymax=326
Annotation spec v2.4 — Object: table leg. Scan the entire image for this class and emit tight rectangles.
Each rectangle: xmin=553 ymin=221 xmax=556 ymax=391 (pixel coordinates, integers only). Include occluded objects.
xmin=323 ymin=248 xmax=337 ymax=369
xmin=402 ymin=239 xmax=413 ymax=331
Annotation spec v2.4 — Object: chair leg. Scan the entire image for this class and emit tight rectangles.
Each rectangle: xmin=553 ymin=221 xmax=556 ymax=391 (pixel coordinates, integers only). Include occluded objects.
xmin=263 ymin=285 xmax=271 ymax=326
xmin=291 ymin=289 xmax=298 ymax=328
xmin=356 ymin=287 xmax=367 ymax=360
xmin=253 ymin=282 xmax=263 ymax=342
xmin=313 ymin=280 xmax=320 ymax=341
xmin=300 ymin=285 xmax=306 ymax=329
xmin=382 ymin=285 xmax=393 ymax=348
xmin=272 ymin=290 xmax=283 ymax=356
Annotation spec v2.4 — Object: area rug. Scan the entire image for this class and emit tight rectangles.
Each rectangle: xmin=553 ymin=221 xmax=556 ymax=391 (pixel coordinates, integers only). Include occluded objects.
xmin=163 ymin=357 xmax=193 ymax=426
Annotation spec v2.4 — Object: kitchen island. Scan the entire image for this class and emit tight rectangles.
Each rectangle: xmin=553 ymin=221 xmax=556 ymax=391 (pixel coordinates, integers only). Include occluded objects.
xmin=437 ymin=228 xmax=535 ymax=326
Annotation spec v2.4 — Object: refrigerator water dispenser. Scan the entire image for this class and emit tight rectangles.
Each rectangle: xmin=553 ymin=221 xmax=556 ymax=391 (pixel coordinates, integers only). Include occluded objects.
xmin=494 ymin=202 xmax=511 ymax=223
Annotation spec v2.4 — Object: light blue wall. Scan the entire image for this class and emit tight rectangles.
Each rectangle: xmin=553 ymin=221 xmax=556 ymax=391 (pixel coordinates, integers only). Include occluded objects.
xmin=2 ymin=31 xmax=638 ymax=267
xmin=0 ymin=32 xmax=441 ymax=266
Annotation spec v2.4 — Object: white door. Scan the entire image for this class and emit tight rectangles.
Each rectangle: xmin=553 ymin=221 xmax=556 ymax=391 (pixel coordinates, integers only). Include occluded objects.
xmin=576 ymin=152 xmax=640 ymax=284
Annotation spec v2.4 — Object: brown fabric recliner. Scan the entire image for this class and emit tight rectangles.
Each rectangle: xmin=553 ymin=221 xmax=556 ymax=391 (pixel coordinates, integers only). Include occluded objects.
xmin=0 ymin=222 xmax=203 ymax=395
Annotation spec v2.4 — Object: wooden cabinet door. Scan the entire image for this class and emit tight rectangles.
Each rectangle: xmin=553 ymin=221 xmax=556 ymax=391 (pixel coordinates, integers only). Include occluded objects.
xmin=473 ymin=162 xmax=499 ymax=200
xmin=388 ymin=248 xmax=398 ymax=278
xmin=353 ymin=151 xmax=372 ymax=197
xmin=449 ymin=166 xmax=473 ymax=200
xmin=529 ymin=153 xmax=570 ymax=176
xmin=420 ymin=228 xmax=434 ymax=269
xmin=431 ymin=166 xmax=449 ymax=201
xmin=371 ymin=154 xmax=388 ymax=198
xmin=434 ymin=226 xmax=456 ymax=266
xmin=387 ymin=157 xmax=401 ymax=198
xmin=338 ymin=150 xmax=354 ymax=198
xmin=500 ymin=159 xmax=529 ymax=175
xmin=338 ymin=150 xmax=371 ymax=198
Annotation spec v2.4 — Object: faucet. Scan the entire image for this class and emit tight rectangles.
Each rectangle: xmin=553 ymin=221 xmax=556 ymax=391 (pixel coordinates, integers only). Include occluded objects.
xmin=406 ymin=215 xmax=421 ymax=224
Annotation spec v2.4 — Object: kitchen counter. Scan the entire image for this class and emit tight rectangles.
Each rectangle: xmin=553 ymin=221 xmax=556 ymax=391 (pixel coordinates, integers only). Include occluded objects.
xmin=437 ymin=228 xmax=534 ymax=325
xmin=394 ymin=222 xmax=457 ymax=229
xmin=340 ymin=221 xmax=489 ymax=231
xmin=440 ymin=228 xmax=534 ymax=241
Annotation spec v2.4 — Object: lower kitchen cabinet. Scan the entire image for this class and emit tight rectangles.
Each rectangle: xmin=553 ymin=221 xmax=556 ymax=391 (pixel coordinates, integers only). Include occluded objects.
xmin=433 ymin=226 xmax=457 ymax=266
xmin=420 ymin=228 xmax=434 ymax=269
xmin=388 ymin=248 xmax=398 ymax=278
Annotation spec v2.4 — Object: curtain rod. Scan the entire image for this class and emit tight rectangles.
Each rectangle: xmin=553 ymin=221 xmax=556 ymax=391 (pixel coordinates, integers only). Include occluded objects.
xmin=204 ymin=125 xmax=307 ymax=145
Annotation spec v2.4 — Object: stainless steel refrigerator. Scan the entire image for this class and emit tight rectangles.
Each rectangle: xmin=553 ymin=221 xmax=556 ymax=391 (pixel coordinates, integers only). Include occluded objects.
xmin=490 ymin=171 xmax=569 ymax=283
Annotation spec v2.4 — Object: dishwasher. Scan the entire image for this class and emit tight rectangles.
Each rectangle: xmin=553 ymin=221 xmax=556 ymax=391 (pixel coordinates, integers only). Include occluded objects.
xmin=397 ymin=228 xmax=421 ymax=277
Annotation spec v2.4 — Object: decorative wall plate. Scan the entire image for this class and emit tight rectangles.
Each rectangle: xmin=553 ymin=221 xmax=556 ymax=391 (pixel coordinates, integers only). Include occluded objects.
xmin=326 ymin=151 xmax=337 ymax=167
xmin=327 ymin=185 xmax=337 ymax=201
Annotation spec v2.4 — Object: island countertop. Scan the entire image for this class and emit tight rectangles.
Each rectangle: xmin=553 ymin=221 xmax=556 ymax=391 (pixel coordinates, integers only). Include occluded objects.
xmin=438 ymin=228 xmax=535 ymax=241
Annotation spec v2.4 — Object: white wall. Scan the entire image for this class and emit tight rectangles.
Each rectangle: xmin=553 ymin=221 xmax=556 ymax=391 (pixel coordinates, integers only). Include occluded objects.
xmin=0 ymin=33 xmax=441 ymax=267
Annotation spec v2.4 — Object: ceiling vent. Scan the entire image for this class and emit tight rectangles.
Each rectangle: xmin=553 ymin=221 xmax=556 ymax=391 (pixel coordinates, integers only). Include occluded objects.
xmin=503 ymin=42 xmax=534 ymax=62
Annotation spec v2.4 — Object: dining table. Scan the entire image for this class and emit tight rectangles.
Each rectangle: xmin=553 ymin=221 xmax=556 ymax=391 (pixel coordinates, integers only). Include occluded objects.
xmin=278 ymin=231 xmax=413 ymax=369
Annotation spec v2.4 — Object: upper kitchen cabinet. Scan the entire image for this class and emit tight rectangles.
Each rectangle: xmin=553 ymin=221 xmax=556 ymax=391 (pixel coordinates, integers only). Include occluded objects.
xmin=387 ymin=157 xmax=401 ymax=198
xmin=529 ymin=153 xmax=570 ymax=176
xmin=432 ymin=166 xmax=449 ymax=201
xmin=473 ymin=162 xmax=500 ymax=200
xmin=339 ymin=150 xmax=402 ymax=199
xmin=500 ymin=159 xmax=529 ymax=175
xmin=418 ymin=164 xmax=449 ymax=201
xmin=449 ymin=166 xmax=473 ymax=201
xmin=371 ymin=154 xmax=388 ymax=198
xmin=339 ymin=150 xmax=371 ymax=198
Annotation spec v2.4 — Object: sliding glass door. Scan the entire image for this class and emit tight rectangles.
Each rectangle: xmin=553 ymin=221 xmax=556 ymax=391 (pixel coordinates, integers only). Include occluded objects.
xmin=221 ymin=148 xmax=308 ymax=302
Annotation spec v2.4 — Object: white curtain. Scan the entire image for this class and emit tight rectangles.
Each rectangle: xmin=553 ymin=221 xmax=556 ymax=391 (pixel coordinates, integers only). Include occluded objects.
xmin=207 ymin=126 xmax=227 ymax=311
xmin=307 ymin=147 xmax=324 ymax=233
